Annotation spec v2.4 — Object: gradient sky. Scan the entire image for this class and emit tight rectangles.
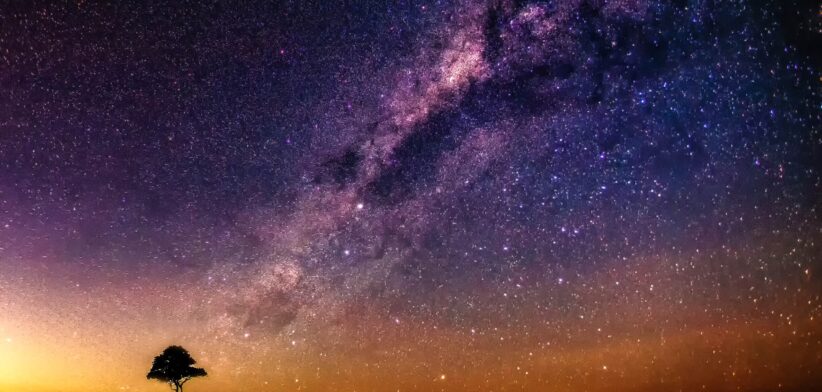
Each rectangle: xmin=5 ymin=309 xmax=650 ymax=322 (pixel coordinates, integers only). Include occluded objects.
xmin=0 ymin=1 xmax=820 ymax=391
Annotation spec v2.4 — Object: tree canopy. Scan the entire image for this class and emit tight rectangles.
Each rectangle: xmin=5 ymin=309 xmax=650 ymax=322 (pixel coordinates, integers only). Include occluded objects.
xmin=147 ymin=345 xmax=207 ymax=392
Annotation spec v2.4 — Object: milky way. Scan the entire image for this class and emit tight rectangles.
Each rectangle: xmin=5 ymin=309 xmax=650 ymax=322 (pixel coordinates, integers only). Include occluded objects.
xmin=0 ymin=1 xmax=820 ymax=391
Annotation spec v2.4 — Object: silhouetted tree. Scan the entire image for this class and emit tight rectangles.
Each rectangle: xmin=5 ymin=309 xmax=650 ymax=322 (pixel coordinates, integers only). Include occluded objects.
xmin=147 ymin=345 xmax=207 ymax=392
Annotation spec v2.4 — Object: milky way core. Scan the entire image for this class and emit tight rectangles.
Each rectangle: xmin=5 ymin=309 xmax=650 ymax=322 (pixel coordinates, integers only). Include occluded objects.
xmin=0 ymin=1 xmax=820 ymax=391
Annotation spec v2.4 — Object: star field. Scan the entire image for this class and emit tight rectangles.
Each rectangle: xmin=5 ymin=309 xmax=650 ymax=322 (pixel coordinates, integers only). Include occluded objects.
xmin=0 ymin=1 xmax=820 ymax=391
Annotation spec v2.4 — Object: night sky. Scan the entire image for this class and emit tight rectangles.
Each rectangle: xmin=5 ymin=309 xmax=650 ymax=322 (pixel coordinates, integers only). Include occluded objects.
xmin=0 ymin=1 xmax=820 ymax=391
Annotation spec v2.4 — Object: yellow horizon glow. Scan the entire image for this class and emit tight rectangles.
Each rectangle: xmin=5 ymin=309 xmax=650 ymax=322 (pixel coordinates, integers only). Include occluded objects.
xmin=1 ymin=251 xmax=819 ymax=392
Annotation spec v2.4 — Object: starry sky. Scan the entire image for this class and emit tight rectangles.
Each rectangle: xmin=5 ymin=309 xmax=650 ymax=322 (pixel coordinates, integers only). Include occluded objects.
xmin=0 ymin=1 xmax=820 ymax=391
